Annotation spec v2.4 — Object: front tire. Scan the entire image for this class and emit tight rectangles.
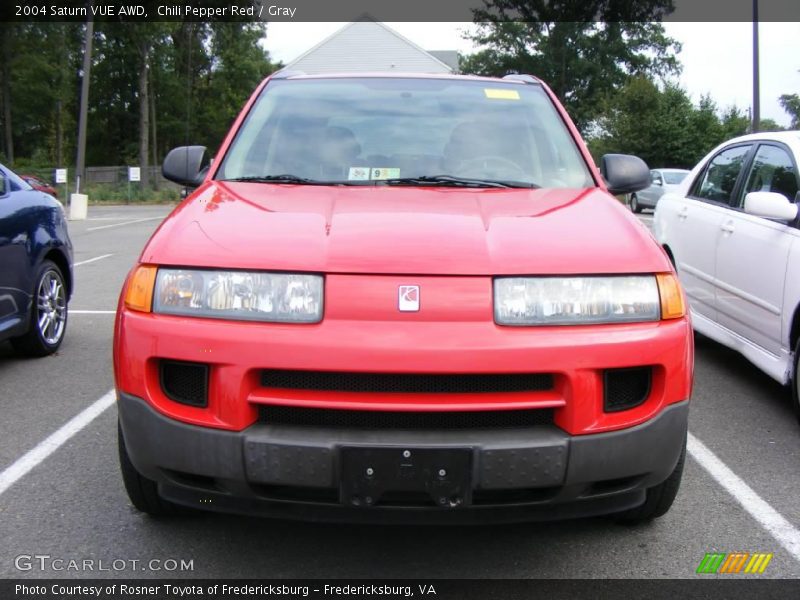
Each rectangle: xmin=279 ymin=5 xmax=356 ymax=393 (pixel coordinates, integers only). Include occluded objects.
xmin=791 ymin=339 xmax=800 ymax=425
xmin=613 ymin=437 xmax=686 ymax=524
xmin=11 ymin=260 xmax=68 ymax=356
xmin=118 ymin=422 xmax=186 ymax=517
xmin=630 ymin=194 xmax=642 ymax=213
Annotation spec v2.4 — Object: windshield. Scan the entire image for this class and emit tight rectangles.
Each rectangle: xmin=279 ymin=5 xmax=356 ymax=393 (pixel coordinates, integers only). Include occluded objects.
xmin=216 ymin=77 xmax=593 ymax=188
xmin=663 ymin=171 xmax=689 ymax=185
xmin=0 ymin=165 xmax=33 ymax=192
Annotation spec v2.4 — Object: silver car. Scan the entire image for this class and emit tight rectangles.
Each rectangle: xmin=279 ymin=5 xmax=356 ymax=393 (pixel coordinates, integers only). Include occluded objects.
xmin=630 ymin=168 xmax=690 ymax=213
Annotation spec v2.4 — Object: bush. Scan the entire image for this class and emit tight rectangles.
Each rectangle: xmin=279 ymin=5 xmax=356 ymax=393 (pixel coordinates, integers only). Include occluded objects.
xmin=80 ymin=183 xmax=180 ymax=204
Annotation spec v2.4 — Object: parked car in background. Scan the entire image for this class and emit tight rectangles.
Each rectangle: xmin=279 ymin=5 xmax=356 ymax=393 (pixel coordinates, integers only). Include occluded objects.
xmin=0 ymin=163 xmax=73 ymax=355
xmin=20 ymin=174 xmax=58 ymax=198
xmin=654 ymin=131 xmax=800 ymax=420
xmin=630 ymin=169 xmax=690 ymax=213
xmin=115 ymin=72 xmax=692 ymax=524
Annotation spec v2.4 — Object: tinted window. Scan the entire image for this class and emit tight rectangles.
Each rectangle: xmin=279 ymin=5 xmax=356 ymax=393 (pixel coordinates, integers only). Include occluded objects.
xmin=217 ymin=78 xmax=593 ymax=188
xmin=742 ymin=144 xmax=798 ymax=206
xmin=692 ymin=145 xmax=751 ymax=205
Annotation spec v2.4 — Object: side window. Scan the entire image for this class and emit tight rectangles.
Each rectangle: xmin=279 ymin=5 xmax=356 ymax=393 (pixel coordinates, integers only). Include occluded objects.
xmin=691 ymin=145 xmax=751 ymax=205
xmin=650 ymin=171 xmax=662 ymax=185
xmin=742 ymin=144 xmax=799 ymax=207
xmin=0 ymin=171 xmax=7 ymax=196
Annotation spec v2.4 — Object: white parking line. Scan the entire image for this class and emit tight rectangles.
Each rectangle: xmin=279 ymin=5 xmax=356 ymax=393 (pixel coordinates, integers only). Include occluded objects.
xmin=87 ymin=216 xmax=163 ymax=232
xmin=1 ymin=385 xmax=799 ymax=563
xmin=0 ymin=390 xmax=115 ymax=497
xmin=70 ymin=310 xmax=116 ymax=314
xmin=73 ymin=253 xmax=114 ymax=267
xmin=688 ymin=432 xmax=800 ymax=562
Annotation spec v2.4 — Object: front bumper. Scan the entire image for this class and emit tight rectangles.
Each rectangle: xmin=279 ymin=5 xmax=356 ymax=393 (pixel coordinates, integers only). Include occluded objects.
xmin=118 ymin=392 xmax=689 ymax=523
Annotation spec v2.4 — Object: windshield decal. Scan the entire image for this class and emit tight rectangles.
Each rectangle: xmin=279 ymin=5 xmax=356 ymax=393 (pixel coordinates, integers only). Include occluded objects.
xmin=484 ymin=88 xmax=520 ymax=100
xmin=348 ymin=167 xmax=402 ymax=181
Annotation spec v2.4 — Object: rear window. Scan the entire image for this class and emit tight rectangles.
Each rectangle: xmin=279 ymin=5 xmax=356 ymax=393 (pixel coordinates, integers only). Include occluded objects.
xmin=216 ymin=77 xmax=593 ymax=189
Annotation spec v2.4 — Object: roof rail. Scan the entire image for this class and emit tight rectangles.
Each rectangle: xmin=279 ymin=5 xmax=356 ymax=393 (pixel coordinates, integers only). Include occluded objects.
xmin=502 ymin=73 xmax=540 ymax=84
xmin=271 ymin=69 xmax=306 ymax=80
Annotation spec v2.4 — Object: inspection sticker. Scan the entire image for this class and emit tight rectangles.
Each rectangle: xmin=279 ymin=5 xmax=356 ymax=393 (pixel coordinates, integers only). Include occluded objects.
xmin=484 ymin=88 xmax=521 ymax=100
xmin=369 ymin=168 xmax=401 ymax=180
xmin=348 ymin=167 xmax=370 ymax=180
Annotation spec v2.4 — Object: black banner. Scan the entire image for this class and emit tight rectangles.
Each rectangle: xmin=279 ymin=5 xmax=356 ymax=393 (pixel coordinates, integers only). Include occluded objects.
xmin=1 ymin=0 xmax=799 ymax=23
xmin=3 ymin=579 xmax=800 ymax=600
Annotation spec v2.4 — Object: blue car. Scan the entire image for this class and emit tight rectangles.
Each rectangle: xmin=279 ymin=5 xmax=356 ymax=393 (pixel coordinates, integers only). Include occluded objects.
xmin=0 ymin=163 xmax=73 ymax=355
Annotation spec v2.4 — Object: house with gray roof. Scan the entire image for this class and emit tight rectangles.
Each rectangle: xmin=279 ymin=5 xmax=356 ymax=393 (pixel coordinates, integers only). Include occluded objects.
xmin=284 ymin=20 xmax=458 ymax=75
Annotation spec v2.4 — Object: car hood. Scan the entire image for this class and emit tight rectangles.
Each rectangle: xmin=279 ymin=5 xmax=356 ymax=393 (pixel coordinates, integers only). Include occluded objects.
xmin=142 ymin=182 xmax=669 ymax=275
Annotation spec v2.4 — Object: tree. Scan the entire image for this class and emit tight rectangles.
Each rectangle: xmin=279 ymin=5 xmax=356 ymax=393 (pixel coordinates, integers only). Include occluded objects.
xmin=0 ymin=24 xmax=16 ymax=164
xmin=719 ymin=106 xmax=749 ymax=140
xmin=780 ymin=94 xmax=800 ymax=129
xmin=590 ymin=77 xmax=696 ymax=167
xmin=758 ymin=118 xmax=785 ymax=132
xmin=460 ymin=1 xmax=681 ymax=132
xmin=588 ymin=79 xmax=756 ymax=169
xmin=0 ymin=21 xmax=278 ymax=180
xmin=195 ymin=23 xmax=278 ymax=150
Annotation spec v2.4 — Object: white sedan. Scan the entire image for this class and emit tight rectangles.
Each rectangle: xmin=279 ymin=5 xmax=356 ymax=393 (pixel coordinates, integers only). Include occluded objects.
xmin=654 ymin=131 xmax=800 ymax=421
xmin=630 ymin=168 xmax=690 ymax=213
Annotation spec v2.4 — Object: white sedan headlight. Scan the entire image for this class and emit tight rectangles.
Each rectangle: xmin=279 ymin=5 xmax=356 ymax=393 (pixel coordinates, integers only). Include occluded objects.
xmin=153 ymin=269 xmax=323 ymax=323
xmin=494 ymin=276 xmax=660 ymax=325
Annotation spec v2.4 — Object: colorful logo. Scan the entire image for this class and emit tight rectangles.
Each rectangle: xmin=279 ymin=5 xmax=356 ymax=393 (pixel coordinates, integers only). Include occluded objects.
xmin=696 ymin=552 xmax=773 ymax=574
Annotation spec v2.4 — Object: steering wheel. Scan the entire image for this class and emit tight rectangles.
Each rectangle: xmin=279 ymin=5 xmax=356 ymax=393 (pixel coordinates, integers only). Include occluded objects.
xmin=456 ymin=155 xmax=528 ymax=180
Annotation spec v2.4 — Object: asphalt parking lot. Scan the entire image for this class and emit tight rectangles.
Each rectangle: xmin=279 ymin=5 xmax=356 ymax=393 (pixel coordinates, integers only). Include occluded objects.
xmin=0 ymin=204 xmax=799 ymax=579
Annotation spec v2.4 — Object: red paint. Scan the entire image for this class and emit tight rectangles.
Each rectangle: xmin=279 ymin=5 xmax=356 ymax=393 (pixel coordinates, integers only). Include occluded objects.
xmin=114 ymin=73 xmax=692 ymax=438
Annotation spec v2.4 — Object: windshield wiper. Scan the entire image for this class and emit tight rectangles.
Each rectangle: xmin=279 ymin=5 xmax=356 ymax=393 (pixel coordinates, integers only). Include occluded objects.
xmin=381 ymin=175 xmax=538 ymax=189
xmin=222 ymin=174 xmax=329 ymax=185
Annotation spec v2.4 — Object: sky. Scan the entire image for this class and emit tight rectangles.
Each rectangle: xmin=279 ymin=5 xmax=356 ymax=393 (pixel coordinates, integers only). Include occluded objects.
xmin=261 ymin=21 xmax=800 ymax=127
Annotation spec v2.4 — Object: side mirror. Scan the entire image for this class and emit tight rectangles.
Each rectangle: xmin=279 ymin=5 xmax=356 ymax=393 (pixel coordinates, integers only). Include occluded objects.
xmin=653 ymin=179 xmax=663 ymax=187
xmin=162 ymin=146 xmax=209 ymax=187
xmin=600 ymin=154 xmax=651 ymax=195
xmin=744 ymin=191 xmax=798 ymax=221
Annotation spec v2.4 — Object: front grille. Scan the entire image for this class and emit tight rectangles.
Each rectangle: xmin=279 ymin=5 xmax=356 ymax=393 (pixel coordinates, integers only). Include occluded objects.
xmin=160 ymin=360 xmax=208 ymax=407
xmin=258 ymin=405 xmax=554 ymax=429
xmin=604 ymin=366 xmax=652 ymax=412
xmin=261 ymin=370 xmax=553 ymax=394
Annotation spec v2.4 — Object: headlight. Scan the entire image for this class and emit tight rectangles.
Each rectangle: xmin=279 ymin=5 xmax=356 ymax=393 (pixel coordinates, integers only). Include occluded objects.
xmin=153 ymin=269 xmax=323 ymax=323
xmin=494 ymin=276 xmax=661 ymax=325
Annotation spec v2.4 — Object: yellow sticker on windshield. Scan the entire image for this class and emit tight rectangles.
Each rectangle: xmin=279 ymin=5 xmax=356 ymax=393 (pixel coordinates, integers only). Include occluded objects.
xmin=370 ymin=168 xmax=401 ymax=180
xmin=484 ymin=88 xmax=520 ymax=100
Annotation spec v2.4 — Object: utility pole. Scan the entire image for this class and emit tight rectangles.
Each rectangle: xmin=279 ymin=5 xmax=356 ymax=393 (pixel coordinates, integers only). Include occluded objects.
xmin=75 ymin=13 xmax=93 ymax=194
xmin=752 ymin=0 xmax=760 ymax=133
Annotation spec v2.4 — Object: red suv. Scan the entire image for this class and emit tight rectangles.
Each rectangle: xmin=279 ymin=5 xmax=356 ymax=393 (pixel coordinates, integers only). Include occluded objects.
xmin=114 ymin=72 xmax=692 ymax=523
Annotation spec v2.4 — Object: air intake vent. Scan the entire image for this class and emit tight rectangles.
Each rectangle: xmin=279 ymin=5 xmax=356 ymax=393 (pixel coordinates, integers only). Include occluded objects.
xmin=160 ymin=360 xmax=208 ymax=407
xmin=260 ymin=370 xmax=553 ymax=395
xmin=604 ymin=367 xmax=652 ymax=412
xmin=258 ymin=405 xmax=554 ymax=429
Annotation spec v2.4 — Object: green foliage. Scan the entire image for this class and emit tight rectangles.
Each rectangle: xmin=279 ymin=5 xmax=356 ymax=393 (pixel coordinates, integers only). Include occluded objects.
xmin=757 ymin=118 xmax=785 ymax=132
xmin=81 ymin=182 xmax=180 ymax=204
xmin=3 ymin=23 xmax=83 ymax=165
xmin=0 ymin=22 xmax=280 ymax=173
xmin=588 ymin=78 xmax=754 ymax=169
xmin=460 ymin=1 xmax=681 ymax=133
xmin=779 ymin=94 xmax=800 ymax=129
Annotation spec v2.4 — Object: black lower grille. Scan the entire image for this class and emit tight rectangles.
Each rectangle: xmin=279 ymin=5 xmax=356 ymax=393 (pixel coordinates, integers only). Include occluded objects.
xmin=258 ymin=405 xmax=554 ymax=429
xmin=261 ymin=370 xmax=553 ymax=394
xmin=604 ymin=366 xmax=652 ymax=412
xmin=160 ymin=360 xmax=208 ymax=407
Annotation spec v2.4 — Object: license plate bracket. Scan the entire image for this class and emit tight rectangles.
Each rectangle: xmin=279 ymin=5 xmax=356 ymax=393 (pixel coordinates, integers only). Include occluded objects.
xmin=340 ymin=447 xmax=472 ymax=508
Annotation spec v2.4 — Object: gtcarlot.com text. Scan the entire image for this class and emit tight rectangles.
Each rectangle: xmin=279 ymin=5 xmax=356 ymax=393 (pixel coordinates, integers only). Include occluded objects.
xmin=14 ymin=554 xmax=194 ymax=573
